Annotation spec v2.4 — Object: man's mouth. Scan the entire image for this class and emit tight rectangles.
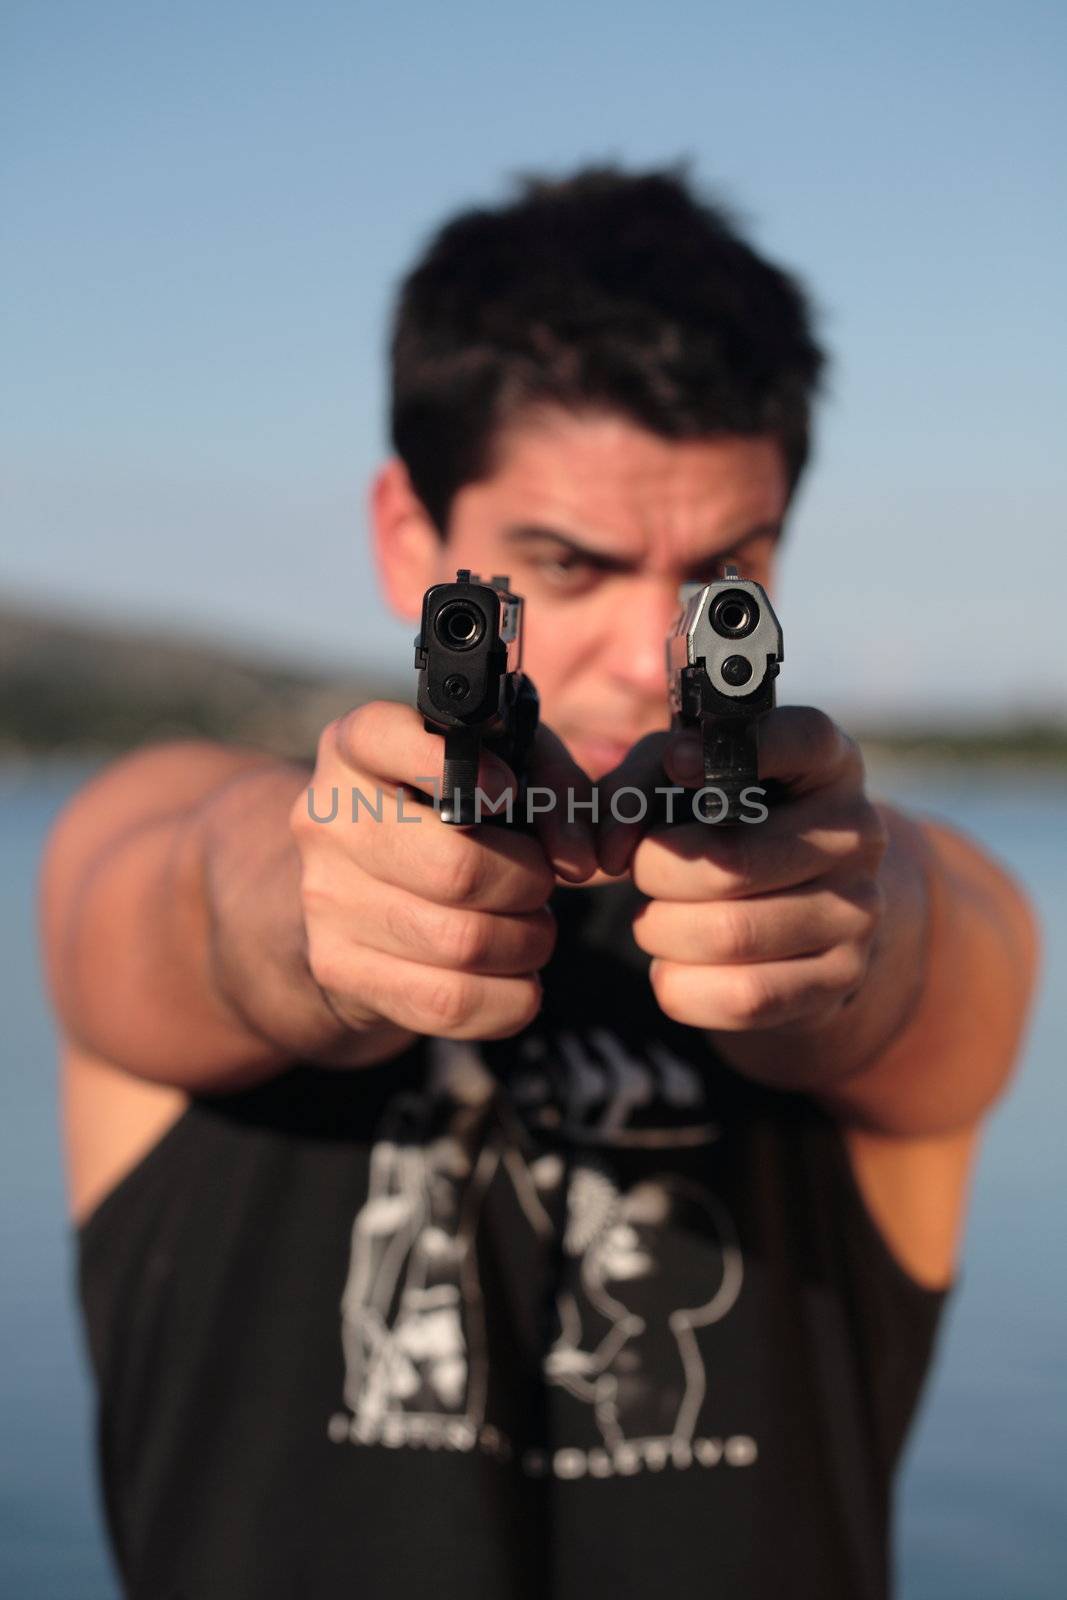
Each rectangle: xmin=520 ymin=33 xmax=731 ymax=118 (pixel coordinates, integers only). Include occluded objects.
xmin=567 ymin=733 xmax=645 ymax=778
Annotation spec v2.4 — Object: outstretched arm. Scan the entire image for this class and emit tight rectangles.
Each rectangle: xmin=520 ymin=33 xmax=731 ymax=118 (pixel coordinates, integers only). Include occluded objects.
xmin=40 ymin=711 xmax=594 ymax=1095
xmin=597 ymin=711 xmax=1041 ymax=1286
xmin=39 ymin=739 xmax=398 ymax=1094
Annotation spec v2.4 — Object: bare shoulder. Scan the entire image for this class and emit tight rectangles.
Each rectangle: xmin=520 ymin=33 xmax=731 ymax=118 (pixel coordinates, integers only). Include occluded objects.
xmin=920 ymin=811 xmax=1040 ymax=935
xmin=61 ymin=1038 xmax=190 ymax=1228
xmin=39 ymin=739 xmax=285 ymax=1073
xmin=44 ymin=741 xmax=282 ymax=1226
xmin=41 ymin=739 xmax=278 ymax=918
xmin=834 ymin=811 xmax=1040 ymax=1290
xmin=841 ymin=1120 xmax=983 ymax=1289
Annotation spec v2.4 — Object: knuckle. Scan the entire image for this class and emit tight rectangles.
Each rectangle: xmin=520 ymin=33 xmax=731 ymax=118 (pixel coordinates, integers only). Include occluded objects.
xmin=508 ymin=978 xmax=544 ymax=1033
xmin=728 ymin=967 xmax=780 ymax=1028
xmin=716 ymin=901 xmax=759 ymax=963
xmin=629 ymin=845 xmax=657 ymax=899
xmin=450 ymin=909 xmax=493 ymax=970
xmin=304 ymin=932 xmax=346 ymax=997
xmin=417 ymin=972 xmax=478 ymax=1033
xmin=650 ymin=960 xmax=698 ymax=1026
xmin=534 ymin=853 xmax=560 ymax=902
xmin=289 ymin=785 xmax=314 ymax=840
xmin=836 ymin=941 xmax=871 ymax=991
xmin=292 ymin=765 xmax=344 ymax=840
xmin=313 ymin=717 xmax=337 ymax=760
xmin=383 ymin=894 xmax=493 ymax=971
xmin=816 ymin=943 xmax=868 ymax=1004
xmin=433 ymin=843 xmax=484 ymax=907
xmin=840 ymin=730 xmax=868 ymax=785
xmin=850 ymin=876 xmax=885 ymax=936
xmin=845 ymin=798 xmax=888 ymax=861
xmin=630 ymin=903 xmax=657 ymax=955
xmin=331 ymin=702 xmax=388 ymax=771
xmin=820 ymin=717 xmax=848 ymax=770
xmin=863 ymin=808 xmax=890 ymax=862
xmin=649 ymin=959 xmax=683 ymax=1020
xmin=297 ymin=859 xmax=335 ymax=917
xmin=317 ymin=714 xmax=348 ymax=768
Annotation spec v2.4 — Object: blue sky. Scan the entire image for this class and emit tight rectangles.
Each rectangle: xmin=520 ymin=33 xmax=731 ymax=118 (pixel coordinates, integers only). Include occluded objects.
xmin=4 ymin=0 xmax=1065 ymax=722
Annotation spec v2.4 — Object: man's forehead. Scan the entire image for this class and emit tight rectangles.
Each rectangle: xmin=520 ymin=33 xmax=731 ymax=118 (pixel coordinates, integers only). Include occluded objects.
xmin=478 ymin=409 xmax=789 ymax=562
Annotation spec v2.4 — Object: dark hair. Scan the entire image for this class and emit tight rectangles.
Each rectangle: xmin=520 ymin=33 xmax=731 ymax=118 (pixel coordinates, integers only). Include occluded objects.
xmin=389 ymin=162 xmax=827 ymax=532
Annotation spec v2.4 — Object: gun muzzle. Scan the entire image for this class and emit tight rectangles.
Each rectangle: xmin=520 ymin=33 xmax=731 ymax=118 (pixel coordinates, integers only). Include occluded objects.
xmin=415 ymin=570 xmax=539 ymax=826
xmin=666 ymin=565 xmax=783 ymax=823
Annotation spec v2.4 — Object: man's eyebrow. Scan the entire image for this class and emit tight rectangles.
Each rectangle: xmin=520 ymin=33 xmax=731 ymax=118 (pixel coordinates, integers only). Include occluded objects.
xmin=501 ymin=520 xmax=783 ymax=577
xmin=501 ymin=524 xmax=635 ymax=572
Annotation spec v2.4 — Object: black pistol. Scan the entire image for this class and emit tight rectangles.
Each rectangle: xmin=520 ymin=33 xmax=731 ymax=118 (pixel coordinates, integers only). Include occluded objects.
xmin=666 ymin=563 xmax=784 ymax=823
xmin=415 ymin=569 xmax=539 ymax=826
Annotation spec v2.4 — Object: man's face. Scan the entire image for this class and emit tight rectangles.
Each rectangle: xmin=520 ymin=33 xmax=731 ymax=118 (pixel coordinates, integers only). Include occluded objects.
xmin=387 ymin=408 xmax=790 ymax=779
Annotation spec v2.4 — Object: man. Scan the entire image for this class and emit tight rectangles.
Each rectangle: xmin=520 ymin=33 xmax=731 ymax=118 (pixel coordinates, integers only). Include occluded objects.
xmin=42 ymin=166 xmax=1039 ymax=1599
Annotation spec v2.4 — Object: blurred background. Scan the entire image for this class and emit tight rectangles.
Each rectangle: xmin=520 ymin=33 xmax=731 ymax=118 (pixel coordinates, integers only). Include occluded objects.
xmin=2 ymin=2 xmax=1064 ymax=1595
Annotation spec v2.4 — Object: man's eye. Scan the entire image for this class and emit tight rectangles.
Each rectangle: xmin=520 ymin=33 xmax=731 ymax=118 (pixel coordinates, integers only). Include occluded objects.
xmin=537 ymin=555 xmax=598 ymax=591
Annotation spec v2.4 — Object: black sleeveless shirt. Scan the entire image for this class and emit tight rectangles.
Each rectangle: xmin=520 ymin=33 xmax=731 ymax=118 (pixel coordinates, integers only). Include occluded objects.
xmin=76 ymin=880 xmax=948 ymax=1600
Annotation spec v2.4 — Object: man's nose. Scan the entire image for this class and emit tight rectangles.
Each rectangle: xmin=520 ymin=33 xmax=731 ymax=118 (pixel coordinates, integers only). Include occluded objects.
xmin=606 ymin=580 xmax=682 ymax=696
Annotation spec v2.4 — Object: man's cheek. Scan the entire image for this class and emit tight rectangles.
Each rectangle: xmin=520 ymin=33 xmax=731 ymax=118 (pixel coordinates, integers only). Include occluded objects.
xmin=526 ymin=665 xmax=583 ymax=727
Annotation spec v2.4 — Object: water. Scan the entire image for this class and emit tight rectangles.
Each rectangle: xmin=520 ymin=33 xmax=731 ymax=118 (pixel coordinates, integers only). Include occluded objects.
xmin=1 ymin=755 xmax=1064 ymax=1597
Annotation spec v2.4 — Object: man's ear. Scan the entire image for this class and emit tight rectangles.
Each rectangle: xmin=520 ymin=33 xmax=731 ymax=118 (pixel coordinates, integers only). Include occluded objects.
xmin=370 ymin=458 xmax=443 ymax=620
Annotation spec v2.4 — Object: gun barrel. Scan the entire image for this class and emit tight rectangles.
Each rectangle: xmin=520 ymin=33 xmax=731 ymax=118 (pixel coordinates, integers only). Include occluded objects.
xmin=666 ymin=573 xmax=783 ymax=822
xmin=415 ymin=570 xmax=538 ymax=826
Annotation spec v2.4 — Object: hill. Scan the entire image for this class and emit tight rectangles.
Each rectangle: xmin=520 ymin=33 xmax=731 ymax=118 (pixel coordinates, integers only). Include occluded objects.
xmin=2 ymin=600 xmax=1064 ymax=767
xmin=0 ymin=601 xmax=406 ymax=762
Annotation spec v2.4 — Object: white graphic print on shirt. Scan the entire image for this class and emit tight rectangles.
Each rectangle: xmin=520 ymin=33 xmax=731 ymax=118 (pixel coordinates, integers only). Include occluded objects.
xmin=327 ymin=1034 xmax=756 ymax=1479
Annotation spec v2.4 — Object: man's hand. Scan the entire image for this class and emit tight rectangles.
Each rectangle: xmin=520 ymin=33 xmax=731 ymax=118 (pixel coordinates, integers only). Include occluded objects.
xmin=598 ymin=707 xmax=888 ymax=1042
xmin=596 ymin=705 xmax=1039 ymax=1140
xmin=291 ymin=701 xmax=597 ymax=1049
xmin=42 ymin=710 xmax=596 ymax=1095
